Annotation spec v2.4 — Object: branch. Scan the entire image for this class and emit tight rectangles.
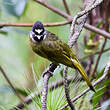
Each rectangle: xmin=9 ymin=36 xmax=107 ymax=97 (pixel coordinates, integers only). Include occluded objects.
xmin=0 ymin=66 xmax=25 ymax=109
xmin=41 ymin=73 xmax=52 ymax=110
xmin=0 ymin=21 xmax=71 ymax=28
xmin=41 ymin=63 xmax=58 ymax=110
xmin=93 ymin=1 xmax=109 ymax=75
xmin=69 ymin=0 xmax=102 ymax=46
xmin=63 ymin=67 xmax=75 ymax=110
xmin=34 ymin=0 xmax=71 ymax=20
xmin=36 ymin=0 xmax=103 ymax=109
xmin=0 ymin=1 xmax=109 ymax=39
xmin=11 ymin=76 xmax=74 ymax=110
xmin=62 ymin=0 xmax=70 ymax=15
xmin=59 ymin=57 xmax=110 ymax=110
xmin=34 ymin=0 xmax=110 ymax=40
xmin=62 ymin=0 xmax=75 ymax=109
xmin=62 ymin=1 xmax=99 ymax=109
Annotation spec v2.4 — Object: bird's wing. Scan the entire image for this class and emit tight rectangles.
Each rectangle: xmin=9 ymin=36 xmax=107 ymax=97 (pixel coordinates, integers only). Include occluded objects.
xmin=42 ymin=31 xmax=76 ymax=65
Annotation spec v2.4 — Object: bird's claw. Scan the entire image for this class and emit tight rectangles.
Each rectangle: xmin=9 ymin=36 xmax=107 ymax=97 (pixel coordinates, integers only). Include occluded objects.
xmin=42 ymin=70 xmax=53 ymax=77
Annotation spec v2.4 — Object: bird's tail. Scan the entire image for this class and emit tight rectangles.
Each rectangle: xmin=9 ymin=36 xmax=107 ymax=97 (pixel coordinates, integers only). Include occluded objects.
xmin=72 ymin=59 xmax=95 ymax=92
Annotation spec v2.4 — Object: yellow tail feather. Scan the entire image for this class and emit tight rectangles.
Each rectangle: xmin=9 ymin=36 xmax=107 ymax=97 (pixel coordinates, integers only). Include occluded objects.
xmin=72 ymin=59 xmax=95 ymax=92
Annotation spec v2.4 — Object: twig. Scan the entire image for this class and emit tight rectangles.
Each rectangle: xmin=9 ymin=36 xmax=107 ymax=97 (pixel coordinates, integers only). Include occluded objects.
xmin=0 ymin=66 xmax=25 ymax=109
xmin=63 ymin=67 xmax=75 ymax=110
xmin=84 ymin=24 xmax=110 ymax=39
xmin=63 ymin=3 xmax=89 ymax=110
xmin=93 ymin=0 xmax=109 ymax=75
xmin=0 ymin=21 xmax=71 ymax=28
xmin=62 ymin=0 xmax=70 ymax=15
xmin=0 ymin=21 xmax=110 ymax=40
xmin=33 ymin=0 xmax=110 ymax=40
xmin=93 ymin=38 xmax=107 ymax=74
xmin=38 ymin=0 xmax=103 ymax=109
xmin=34 ymin=0 xmax=71 ymax=20
xmin=1 ymin=1 xmax=109 ymax=40
xmin=62 ymin=0 xmax=76 ymax=109
xmin=59 ymin=57 xmax=110 ymax=110
xmin=62 ymin=1 xmax=98 ymax=109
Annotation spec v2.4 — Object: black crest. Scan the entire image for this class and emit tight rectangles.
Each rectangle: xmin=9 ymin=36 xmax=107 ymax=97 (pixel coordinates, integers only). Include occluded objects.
xmin=32 ymin=21 xmax=44 ymax=32
xmin=30 ymin=21 xmax=46 ymax=42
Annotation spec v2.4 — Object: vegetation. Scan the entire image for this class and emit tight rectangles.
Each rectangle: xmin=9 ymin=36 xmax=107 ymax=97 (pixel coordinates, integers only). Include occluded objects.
xmin=0 ymin=0 xmax=110 ymax=110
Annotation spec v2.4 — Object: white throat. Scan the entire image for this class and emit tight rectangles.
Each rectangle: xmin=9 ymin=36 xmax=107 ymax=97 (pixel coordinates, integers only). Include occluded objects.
xmin=29 ymin=31 xmax=47 ymax=43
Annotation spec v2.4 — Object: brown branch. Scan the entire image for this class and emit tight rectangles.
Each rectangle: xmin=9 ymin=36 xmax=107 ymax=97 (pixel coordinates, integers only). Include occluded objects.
xmin=0 ymin=66 xmax=25 ymax=109
xmin=62 ymin=0 xmax=75 ymax=109
xmin=62 ymin=0 xmax=70 ymax=15
xmin=93 ymin=1 xmax=109 ymax=75
xmin=0 ymin=22 xmax=110 ymax=40
xmin=36 ymin=0 xmax=103 ymax=109
xmin=62 ymin=1 xmax=98 ymax=109
xmin=34 ymin=0 xmax=71 ymax=20
xmin=59 ymin=57 xmax=110 ymax=110
xmin=0 ymin=21 xmax=71 ymax=28
xmin=0 ymin=1 xmax=109 ymax=39
xmin=93 ymin=38 xmax=107 ymax=74
xmin=84 ymin=24 xmax=110 ymax=39
xmin=63 ymin=67 xmax=75 ymax=110
xmin=34 ymin=0 xmax=110 ymax=40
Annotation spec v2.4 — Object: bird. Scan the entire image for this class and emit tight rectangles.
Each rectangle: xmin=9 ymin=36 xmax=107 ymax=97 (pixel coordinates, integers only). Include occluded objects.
xmin=29 ymin=21 xmax=95 ymax=92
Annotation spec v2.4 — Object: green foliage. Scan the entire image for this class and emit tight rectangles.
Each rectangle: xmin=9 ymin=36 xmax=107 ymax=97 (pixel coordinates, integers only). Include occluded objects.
xmin=2 ymin=0 xmax=27 ymax=17
xmin=85 ymin=21 xmax=103 ymax=54
xmin=0 ymin=0 xmax=110 ymax=110
xmin=92 ymin=69 xmax=110 ymax=109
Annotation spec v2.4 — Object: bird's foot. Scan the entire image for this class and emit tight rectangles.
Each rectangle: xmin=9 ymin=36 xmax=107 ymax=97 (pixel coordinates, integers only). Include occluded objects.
xmin=42 ymin=70 xmax=53 ymax=77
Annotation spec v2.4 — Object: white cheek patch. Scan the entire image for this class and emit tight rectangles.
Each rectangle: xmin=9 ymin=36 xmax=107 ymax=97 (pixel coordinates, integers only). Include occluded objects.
xmin=35 ymin=29 xmax=43 ymax=34
xmin=29 ymin=32 xmax=33 ymax=39
xmin=29 ymin=32 xmax=36 ymax=43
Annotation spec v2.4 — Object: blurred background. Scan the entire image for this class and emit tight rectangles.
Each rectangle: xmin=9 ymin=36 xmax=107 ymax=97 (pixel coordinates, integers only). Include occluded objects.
xmin=0 ymin=0 xmax=110 ymax=110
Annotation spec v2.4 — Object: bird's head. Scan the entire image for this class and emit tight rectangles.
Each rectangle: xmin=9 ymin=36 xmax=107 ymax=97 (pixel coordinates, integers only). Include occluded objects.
xmin=30 ymin=21 xmax=46 ymax=43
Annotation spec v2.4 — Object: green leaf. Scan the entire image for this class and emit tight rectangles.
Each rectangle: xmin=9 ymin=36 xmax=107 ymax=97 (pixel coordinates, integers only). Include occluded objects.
xmin=15 ymin=88 xmax=28 ymax=96
xmin=92 ymin=68 xmax=110 ymax=109
xmin=2 ymin=0 xmax=27 ymax=17
xmin=0 ymin=30 xmax=8 ymax=35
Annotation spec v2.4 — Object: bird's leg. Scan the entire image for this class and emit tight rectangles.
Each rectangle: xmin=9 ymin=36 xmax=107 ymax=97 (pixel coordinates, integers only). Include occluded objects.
xmin=42 ymin=63 xmax=58 ymax=77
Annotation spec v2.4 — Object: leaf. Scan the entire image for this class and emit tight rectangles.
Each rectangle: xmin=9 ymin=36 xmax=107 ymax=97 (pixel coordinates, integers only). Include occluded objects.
xmin=0 ymin=30 xmax=8 ymax=35
xmin=2 ymin=0 xmax=27 ymax=17
xmin=15 ymin=88 xmax=28 ymax=96
xmin=92 ymin=68 xmax=110 ymax=109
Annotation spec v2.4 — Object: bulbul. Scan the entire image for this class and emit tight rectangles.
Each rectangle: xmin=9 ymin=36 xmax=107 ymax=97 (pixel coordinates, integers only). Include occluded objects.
xmin=29 ymin=21 xmax=95 ymax=92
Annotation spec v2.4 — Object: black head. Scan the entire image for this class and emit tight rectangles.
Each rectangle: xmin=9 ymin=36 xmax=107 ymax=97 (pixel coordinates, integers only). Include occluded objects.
xmin=30 ymin=21 xmax=46 ymax=42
